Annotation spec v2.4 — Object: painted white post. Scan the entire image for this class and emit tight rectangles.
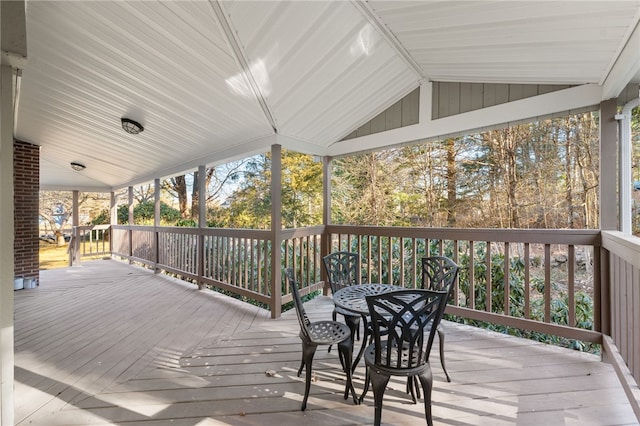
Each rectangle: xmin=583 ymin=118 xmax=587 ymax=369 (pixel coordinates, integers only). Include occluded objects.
xmin=197 ymin=165 xmax=206 ymax=289
xmin=615 ymin=97 xmax=640 ymax=234
xmin=0 ymin=65 xmax=15 ymax=426
xmin=72 ymin=190 xmax=79 ymax=265
xmin=154 ymin=178 xmax=160 ymax=272
xmin=270 ymin=144 xmax=282 ymax=318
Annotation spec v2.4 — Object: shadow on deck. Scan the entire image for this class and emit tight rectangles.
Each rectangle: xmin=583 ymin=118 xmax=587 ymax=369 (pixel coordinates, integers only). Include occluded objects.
xmin=14 ymin=260 xmax=637 ymax=425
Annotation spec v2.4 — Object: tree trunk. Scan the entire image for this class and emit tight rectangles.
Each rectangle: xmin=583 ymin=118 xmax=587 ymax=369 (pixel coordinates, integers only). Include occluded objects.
xmin=173 ymin=175 xmax=188 ymax=219
xmin=445 ymin=138 xmax=457 ymax=226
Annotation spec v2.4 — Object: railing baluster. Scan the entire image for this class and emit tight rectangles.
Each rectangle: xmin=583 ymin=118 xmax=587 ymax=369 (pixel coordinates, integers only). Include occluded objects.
xmin=568 ymin=244 xmax=575 ymax=327
xmin=524 ymin=242 xmax=530 ymax=319
xmin=545 ymin=243 xmax=551 ymax=323
xmin=486 ymin=241 xmax=492 ymax=313
xmin=399 ymin=237 xmax=405 ymax=287
xmin=453 ymin=239 xmax=459 ymax=305
xmin=504 ymin=242 xmax=510 ymax=316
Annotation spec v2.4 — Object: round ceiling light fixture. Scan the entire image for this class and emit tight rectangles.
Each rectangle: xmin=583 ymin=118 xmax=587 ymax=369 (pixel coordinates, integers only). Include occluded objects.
xmin=121 ymin=117 xmax=144 ymax=134
xmin=70 ymin=162 xmax=86 ymax=171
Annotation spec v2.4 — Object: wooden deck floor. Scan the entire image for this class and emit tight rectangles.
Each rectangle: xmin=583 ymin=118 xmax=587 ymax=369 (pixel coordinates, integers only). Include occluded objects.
xmin=14 ymin=260 xmax=638 ymax=425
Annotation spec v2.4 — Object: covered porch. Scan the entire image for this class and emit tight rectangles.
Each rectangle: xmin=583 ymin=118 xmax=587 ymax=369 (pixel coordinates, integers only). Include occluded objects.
xmin=14 ymin=260 xmax=636 ymax=425
xmin=3 ymin=1 xmax=640 ymax=424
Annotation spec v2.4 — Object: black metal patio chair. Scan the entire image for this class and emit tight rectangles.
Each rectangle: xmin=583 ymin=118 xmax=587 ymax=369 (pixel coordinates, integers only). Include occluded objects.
xmin=322 ymin=251 xmax=362 ymax=345
xmin=361 ymin=289 xmax=449 ymax=426
xmin=284 ymin=268 xmax=358 ymax=411
xmin=420 ymin=256 xmax=460 ymax=382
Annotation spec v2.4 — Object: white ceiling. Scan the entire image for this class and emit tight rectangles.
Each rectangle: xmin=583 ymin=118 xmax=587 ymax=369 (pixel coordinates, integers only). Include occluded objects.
xmin=13 ymin=0 xmax=640 ymax=191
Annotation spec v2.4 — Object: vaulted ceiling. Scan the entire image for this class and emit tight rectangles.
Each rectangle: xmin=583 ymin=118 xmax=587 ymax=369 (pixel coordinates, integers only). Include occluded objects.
xmin=11 ymin=0 xmax=640 ymax=191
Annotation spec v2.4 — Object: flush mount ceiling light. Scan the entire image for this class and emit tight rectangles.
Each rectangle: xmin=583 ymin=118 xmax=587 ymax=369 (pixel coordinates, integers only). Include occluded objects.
xmin=121 ymin=118 xmax=144 ymax=134
xmin=70 ymin=162 xmax=86 ymax=172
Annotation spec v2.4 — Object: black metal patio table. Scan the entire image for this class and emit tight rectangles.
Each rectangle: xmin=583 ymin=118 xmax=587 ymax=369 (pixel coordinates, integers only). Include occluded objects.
xmin=332 ymin=283 xmax=403 ymax=372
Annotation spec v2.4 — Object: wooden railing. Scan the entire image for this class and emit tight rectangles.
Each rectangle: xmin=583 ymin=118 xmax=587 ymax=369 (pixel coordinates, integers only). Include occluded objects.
xmin=85 ymin=224 xmax=604 ymax=339
xmin=601 ymin=231 xmax=640 ymax=418
xmin=104 ymin=225 xmax=326 ymax=315
xmin=327 ymin=225 xmax=602 ymax=343
xmin=70 ymin=225 xmax=112 ymax=264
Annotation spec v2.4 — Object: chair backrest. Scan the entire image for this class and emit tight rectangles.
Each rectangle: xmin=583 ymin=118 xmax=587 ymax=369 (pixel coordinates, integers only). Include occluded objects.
xmin=323 ymin=251 xmax=361 ymax=294
xmin=366 ymin=289 xmax=448 ymax=369
xmin=421 ymin=256 xmax=459 ymax=298
xmin=284 ymin=268 xmax=311 ymax=340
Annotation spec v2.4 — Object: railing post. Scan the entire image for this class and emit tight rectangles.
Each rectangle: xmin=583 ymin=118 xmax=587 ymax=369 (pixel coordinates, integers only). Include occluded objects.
xmin=596 ymin=244 xmax=608 ymax=335
xmin=270 ymin=144 xmax=283 ymax=318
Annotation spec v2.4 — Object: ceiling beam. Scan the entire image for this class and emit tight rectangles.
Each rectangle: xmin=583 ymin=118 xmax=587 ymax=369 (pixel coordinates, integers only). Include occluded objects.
xmin=208 ymin=0 xmax=278 ymax=132
xmin=602 ymin=16 xmax=640 ymax=100
xmin=328 ymin=83 xmax=602 ymax=157
xmin=352 ymin=0 xmax=425 ymax=80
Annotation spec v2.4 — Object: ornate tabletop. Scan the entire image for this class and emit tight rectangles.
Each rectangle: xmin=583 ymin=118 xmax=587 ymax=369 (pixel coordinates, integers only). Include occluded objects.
xmin=333 ymin=283 xmax=404 ymax=316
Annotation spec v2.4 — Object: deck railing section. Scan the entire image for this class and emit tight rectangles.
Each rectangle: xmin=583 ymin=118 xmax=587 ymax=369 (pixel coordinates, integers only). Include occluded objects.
xmin=84 ymin=224 xmax=613 ymax=345
xmin=103 ymin=225 xmax=324 ymax=312
xmin=602 ymin=231 xmax=640 ymax=389
xmin=71 ymin=225 xmax=112 ymax=261
xmin=200 ymin=228 xmax=272 ymax=304
xmin=280 ymin=226 xmax=326 ymax=304
xmin=327 ymin=225 xmax=602 ymax=343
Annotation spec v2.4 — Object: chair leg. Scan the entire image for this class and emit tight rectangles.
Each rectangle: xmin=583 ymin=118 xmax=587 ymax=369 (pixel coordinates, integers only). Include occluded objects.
xmin=300 ymin=343 xmax=317 ymax=411
xmin=438 ymin=326 xmax=451 ymax=382
xmin=370 ymin=369 xmax=391 ymax=426
xmin=338 ymin=339 xmax=358 ymax=404
xmin=359 ymin=366 xmax=370 ymax=404
xmin=328 ymin=310 xmax=338 ymax=353
xmin=345 ymin=315 xmax=359 ymax=343
xmin=416 ymin=367 xmax=434 ymax=426
xmin=406 ymin=376 xmax=419 ymax=403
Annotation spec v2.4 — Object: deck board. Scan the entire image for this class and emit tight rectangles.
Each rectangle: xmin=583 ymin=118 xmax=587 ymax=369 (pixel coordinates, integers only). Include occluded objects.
xmin=14 ymin=260 xmax=638 ymax=425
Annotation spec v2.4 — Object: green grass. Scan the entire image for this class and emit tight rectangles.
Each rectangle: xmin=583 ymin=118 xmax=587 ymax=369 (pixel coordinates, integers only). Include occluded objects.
xmin=39 ymin=241 xmax=69 ymax=270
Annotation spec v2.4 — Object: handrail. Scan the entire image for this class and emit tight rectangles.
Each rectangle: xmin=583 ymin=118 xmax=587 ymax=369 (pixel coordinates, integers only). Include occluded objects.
xmin=326 ymin=224 xmax=602 ymax=343
xmin=601 ymin=230 xmax=640 ymax=420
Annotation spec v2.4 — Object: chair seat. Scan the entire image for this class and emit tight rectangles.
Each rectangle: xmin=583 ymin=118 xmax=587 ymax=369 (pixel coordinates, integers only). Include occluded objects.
xmin=305 ymin=320 xmax=351 ymax=345
xmin=363 ymin=342 xmax=429 ymax=376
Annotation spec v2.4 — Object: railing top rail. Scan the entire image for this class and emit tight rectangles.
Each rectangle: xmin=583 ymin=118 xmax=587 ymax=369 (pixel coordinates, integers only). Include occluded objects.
xmin=110 ymin=224 xmax=271 ymax=239
xmin=326 ymin=225 xmax=601 ymax=245
xmin=602 ymin=230 xmax=640 ymax=269
xmin=74 ymin=224 xmax=111 ymax=231
xmin=280 ymin=225 xmax=325 ymax=239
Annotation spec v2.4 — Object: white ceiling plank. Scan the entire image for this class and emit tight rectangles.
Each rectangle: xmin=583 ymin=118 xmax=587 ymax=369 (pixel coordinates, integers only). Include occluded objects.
xmin=10 ymin=0 xmax=640 ymax=190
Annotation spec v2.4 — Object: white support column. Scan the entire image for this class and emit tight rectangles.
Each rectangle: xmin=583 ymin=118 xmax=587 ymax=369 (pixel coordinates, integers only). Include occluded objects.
xmin=0 ymin=65 xmax=15 ymax=426
xmin=615 ymin=97 xmax=640 ymax=234
xmin=154 ymin=179 xmax=160 ymax=272
xmin=197 ymin=165 xmax=206 ymax=289
xmin=110 ymin=191 xmax=116 ymax=255
xmin=270 ymin=144 xmax=282 ymax=318
xmin=110 ymin=191 xmax=117 ymax=224
xmin=321 ymin=156 xmax=331 ymax=295
xmin=128 ymin=186 xmax=134 ymax=263
xmin=600 ymin=99 xmax=619 ymax=231
xmin=72 ymin=190 xmax=79 ymax=265
xmin=154 ymin=179 xmax=160 ymax=227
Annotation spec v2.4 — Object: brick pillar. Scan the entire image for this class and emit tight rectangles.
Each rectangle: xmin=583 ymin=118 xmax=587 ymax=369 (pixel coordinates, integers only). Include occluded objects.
xmin=14 ymin=140 xmax=39 ymax=286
